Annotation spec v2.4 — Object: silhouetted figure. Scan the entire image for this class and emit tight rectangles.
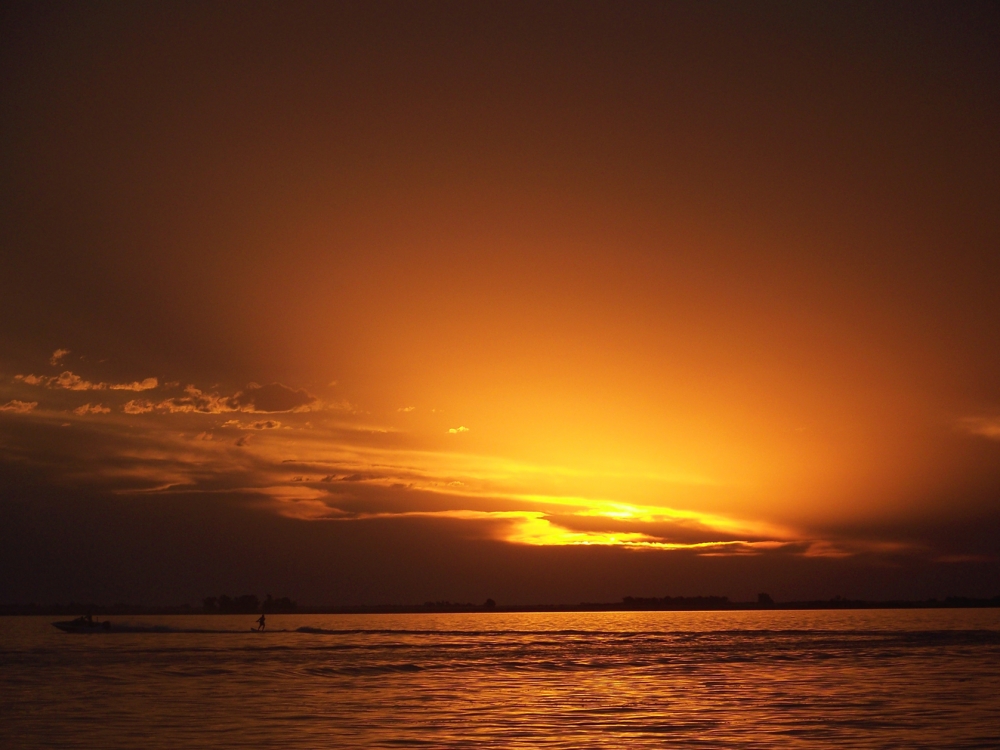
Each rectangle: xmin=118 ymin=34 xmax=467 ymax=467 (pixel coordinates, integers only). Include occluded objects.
xmin=256 ymin=613 xmax=266 ymax=631
xmin=69 ymin=612 xmax=100 ymax=629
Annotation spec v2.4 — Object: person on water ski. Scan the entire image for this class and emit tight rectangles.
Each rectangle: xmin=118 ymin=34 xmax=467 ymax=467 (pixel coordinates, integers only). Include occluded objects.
xmin=256 ymin=613 xmax=266 ymax=631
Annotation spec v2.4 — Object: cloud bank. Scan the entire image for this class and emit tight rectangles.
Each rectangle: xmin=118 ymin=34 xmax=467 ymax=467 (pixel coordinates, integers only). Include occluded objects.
xmin=3 ymin=350 xmax=1000 ymax=603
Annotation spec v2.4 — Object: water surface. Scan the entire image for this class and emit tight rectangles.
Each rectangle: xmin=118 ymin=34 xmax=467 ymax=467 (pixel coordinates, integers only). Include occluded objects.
xmin=3 ymin=609 xmax=999 ymax=748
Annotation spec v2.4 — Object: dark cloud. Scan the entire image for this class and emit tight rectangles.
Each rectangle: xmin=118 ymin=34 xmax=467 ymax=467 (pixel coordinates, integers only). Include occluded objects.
xmin=3 ymin=408 xmax=1000 ymax=605
xmin=222 ymin=419 xmax=282 ymax=430
xmin=340 ymin=473 xmax=369 ymax=482
xmin=3 ymin=486 xmax=999 ymax=607
xmin=249 ymin=420 xmax=280 ymax=430
xmin=229 ymin=383 xmax=316 ymax=413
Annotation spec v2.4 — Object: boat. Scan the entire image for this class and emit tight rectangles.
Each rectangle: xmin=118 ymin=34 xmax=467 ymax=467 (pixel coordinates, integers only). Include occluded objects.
xmin=52 ymin=616 xmax=113 ymax=633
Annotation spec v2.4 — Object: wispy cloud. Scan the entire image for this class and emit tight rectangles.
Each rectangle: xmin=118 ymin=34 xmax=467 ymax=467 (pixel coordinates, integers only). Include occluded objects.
xmin=222 ymin=419 xmax=282 ymax=430
xmin=0 ymin=400 xmax=38 ymax=413
xmin=958 ymin=416 xmax=1000 ymax=440
xmin=154 ymin=385 xmax=236 ymax=414
xmin=16 ymin=371 xmax=158 ymax=392
xmin=143 ymin=383 xmax=316 ymax=415
xmin=73 ymin=403 xmax=111 ymax=415
xmin=448 ymin=426 xmax=470 ymax=434
xmin=51 ymin=371 xmax=102 ymax=390
xmin=123 ymin=399 xmax=156 ymax=414
xmin=9 ymin=355 xmax=338 ymax=421
xmin=108 ymin=378 xmax=159 ymax=391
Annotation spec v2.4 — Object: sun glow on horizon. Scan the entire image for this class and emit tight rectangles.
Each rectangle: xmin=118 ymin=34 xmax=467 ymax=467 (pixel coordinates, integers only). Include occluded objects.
xmin=3 ymin=283 xmax=997 ymax=568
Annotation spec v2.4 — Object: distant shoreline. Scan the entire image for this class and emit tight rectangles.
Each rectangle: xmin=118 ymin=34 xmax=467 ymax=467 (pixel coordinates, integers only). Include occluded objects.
xmin=4 ymin=595 xmax=999 ymax=617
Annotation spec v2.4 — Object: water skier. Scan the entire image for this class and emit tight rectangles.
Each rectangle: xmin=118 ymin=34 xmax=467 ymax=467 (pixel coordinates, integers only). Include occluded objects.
xmin=256 ymin=613 xmax=266 ymax=631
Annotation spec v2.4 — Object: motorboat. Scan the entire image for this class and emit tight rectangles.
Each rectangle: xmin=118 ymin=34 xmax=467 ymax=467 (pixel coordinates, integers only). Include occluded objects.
xmin=52 ymin=616 xmax=112 ymax=633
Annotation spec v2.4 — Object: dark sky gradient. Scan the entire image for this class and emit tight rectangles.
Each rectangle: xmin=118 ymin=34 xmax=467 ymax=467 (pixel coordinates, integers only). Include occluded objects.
xmin=2 ymin=2 xmax=999 ymax=605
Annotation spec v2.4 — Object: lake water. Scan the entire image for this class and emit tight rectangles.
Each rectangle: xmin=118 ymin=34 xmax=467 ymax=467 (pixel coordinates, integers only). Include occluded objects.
xmin=3 ymin=609 xmax=999 ymax=748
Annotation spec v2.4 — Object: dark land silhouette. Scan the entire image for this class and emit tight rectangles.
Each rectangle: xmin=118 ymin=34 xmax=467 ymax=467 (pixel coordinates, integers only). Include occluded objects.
xmin=6 ymin=593 xmax=1000 ymax=617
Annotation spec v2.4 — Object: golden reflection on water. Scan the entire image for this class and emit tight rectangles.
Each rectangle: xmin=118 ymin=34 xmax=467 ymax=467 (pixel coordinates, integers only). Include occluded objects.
xmin=2 ymin=610 xmax=1000 ymax=748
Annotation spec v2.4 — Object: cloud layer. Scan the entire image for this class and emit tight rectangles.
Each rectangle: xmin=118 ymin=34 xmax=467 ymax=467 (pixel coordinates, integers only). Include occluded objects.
xmin=5 ymin=352 xmax=982 ymax=569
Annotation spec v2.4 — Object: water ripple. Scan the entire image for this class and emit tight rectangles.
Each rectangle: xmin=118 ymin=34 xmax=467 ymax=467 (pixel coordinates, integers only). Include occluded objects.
xmin=2 ymin=610 xmax=999 ymax=749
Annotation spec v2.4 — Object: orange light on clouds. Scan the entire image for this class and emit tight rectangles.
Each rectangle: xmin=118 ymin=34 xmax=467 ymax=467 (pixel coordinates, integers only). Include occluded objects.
xmin=0 ymin=359 xmax=876 ymax=557
xmin=2 ymin=3 xmax=999 ymax=604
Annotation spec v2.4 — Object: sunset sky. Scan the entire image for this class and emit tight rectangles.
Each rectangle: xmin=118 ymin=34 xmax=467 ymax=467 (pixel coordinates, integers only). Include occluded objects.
xmin=2 ymin=2 xmax=999 ymax=606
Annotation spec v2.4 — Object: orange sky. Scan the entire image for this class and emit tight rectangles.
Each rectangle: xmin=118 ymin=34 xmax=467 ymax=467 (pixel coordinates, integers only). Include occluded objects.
xmin=2 ymin=2 xmax=999 ymax=605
